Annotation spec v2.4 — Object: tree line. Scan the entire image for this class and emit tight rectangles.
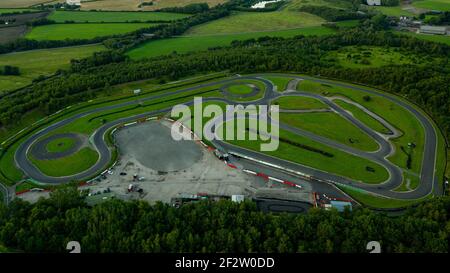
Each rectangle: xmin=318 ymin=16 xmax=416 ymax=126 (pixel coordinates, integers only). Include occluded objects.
xmin=0 ymin=186 xmax=448 ymax=253
xmin=0 ymin=29 xmax=448 ymax=142
xmin=156 ymin=3 xmax=210 ymax=14
xmin=298 ymin=5 xmax=368 ymax=21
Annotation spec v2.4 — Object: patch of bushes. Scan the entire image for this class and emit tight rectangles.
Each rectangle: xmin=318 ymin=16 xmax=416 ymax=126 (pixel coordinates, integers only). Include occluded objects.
xmin=279 ymin=136 xmax=335 ymax=158
xmin=156 ymin=3 xmax=210 ymax=14
xmin=0 ymin=65 xmax=20 ymax=76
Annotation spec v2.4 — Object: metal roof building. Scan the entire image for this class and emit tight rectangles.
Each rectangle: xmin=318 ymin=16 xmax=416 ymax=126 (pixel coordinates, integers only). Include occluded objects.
xmin=329 ymin=201 xmax=352 ymax=212
xmin=419 ymin=25 xmax=448 ymax=35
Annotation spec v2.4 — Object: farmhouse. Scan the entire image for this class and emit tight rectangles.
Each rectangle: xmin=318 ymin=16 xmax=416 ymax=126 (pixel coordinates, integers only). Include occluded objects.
xmin=66 ymin=0 xmax=81 ymax=6
xmin=419 ymin=25 xmax=448 ymax=35
xmin=366 ymin=0 xmax=381 ymax=6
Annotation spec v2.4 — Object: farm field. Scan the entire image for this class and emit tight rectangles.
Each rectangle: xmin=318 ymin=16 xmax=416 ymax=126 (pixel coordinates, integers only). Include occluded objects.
xmin=369 ymin=6 xmax=415 ymax=17
xmin=127 ymin=26 xmax=336 ymax=59
xmin=0 ymin=44 xmax=106 ymax=93
xmin=286 ymin=0 xmax=353 ymax=10
xmin=80 ymin=0 xmax=227 ymax=11
xmin=412 ymin=0 xmax=450 ymax=11
xmin=185 ymin=11 xmax=325 ymax=35
xmin=0 ymin=8 xmax=37 ymax=14
xmin=0 ymin=25 xmax=28 ymax=44
xmin=26 ymin=23 xmax=153 ymax=40
xmin=0 ymin=0 xmax=59 ymax=8
xmin=48 ymin=10 xmax=189 ymax=22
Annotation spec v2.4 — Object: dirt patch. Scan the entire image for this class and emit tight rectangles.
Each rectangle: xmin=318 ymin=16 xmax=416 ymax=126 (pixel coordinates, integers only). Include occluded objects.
xmin=0 ymin=11 xmax=49 ymax=43
xmin=0 ymin=25 xmax=27 ymax=44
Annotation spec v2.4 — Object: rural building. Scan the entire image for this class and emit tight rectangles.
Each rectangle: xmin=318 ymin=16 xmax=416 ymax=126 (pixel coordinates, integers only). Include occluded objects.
xmin=231 ymin=195 xmax=245 ymax=203
xmin=366 ymin=0 xmax=381 ymax=6
xmin=325 ymin=201 xmax=353 ymax=212
xmin=419 ymin=25 xmax=448 ymax=35
xmin=66 ymin=0 xmax=81 ymax=6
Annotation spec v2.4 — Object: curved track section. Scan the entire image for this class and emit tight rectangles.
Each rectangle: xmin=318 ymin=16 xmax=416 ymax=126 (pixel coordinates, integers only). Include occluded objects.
xmin=13 ymin=74 xmax=441 ymax=201
xmin=30 ymin=133 xmax=85 ymax=160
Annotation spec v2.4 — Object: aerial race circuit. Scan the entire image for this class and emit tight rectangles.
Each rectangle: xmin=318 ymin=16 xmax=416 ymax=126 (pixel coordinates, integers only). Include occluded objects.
xmin=6 ymin=73 xmax=444 ymax=205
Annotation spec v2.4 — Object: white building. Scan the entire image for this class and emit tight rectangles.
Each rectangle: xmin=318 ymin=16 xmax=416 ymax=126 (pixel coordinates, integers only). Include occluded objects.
xmin=66 ymin=0 xmax=81 ymax=6
xmin=419 ymin=25 xmax=448 ymax=35
xmin=231 ymin=195 xmax=245 ymax=203
xmin=367 ymin=0 xmax=381 ymax=6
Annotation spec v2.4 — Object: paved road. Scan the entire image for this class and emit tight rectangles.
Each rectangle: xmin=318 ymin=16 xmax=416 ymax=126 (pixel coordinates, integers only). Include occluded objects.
xmin=205 ymin=74 xmax=441 ymax=199
xmin=30 ymin=133 xmax=86 ymax=160
xmin=13 ymin=73 xmax=441 ymax=202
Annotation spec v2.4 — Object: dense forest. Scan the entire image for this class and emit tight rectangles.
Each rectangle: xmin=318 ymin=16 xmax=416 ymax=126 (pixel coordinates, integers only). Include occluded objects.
xmin=0 ymin=186 xmax=448 ymax=253
xmin=0 ymin=29 xmax=448 ymax=143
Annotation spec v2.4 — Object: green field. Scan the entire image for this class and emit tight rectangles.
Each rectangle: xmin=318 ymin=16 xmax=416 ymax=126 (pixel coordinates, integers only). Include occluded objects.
xmin=45 ymin=137 xmax=76 ymax=153
xmin=26 ymin=23 xmax=153 ymax=40
xmin=186 ymin=11 xmax=325 ymax=35
xmin=266 ymin=76 xmax=293 ymax=91
xmin=48 ymin=11 xmax=189 ymax=23
xmin=272 ymin=96 xmax=328 ymax=110
xmin=226 ymin=80 xmax=266 ymax=102
xmin=297 ymin=80 xmax=426 ymax=174
xmin=334 ymin=99 xmax=391 ymax=134
xmin=286 ymin=0 xmax=353 ymax=10
xmin=394 ymin=171 xmax=421 ymax=192
xmin=221 ymin=121 xmax=390 ymax=184
xmin=327 ymin=46 xmax=430 ymax=68
xmin=396 ymin=31 xmax=450 ymax=46
xmin=0 ymin=44 xmax=106 ymax=93
xmin=338 ymin=184 xmax=431 ymax=208
xmin=127 ymin=26 xmax=336 ymax=59
xmin=0 ymin=0 xmax=51 ymax=8
xmin=412 ymin=0 xmax=450 ymax=11
xmin=368 ymin=6 xmax=415 ymax=17
xmin=227 ymin=84 xmax=254 ymax=95
xmin=29 ymin=147 xmax=99 ymax=177
xmin=279 ymin=112 xmax=380 ymax=152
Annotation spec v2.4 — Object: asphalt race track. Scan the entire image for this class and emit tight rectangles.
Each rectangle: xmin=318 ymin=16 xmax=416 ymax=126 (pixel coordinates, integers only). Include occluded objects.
xmin=30 ymin=133 xmax=86 ymax=160
xmin=13 ymin=73 xmax=442 ymax=202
